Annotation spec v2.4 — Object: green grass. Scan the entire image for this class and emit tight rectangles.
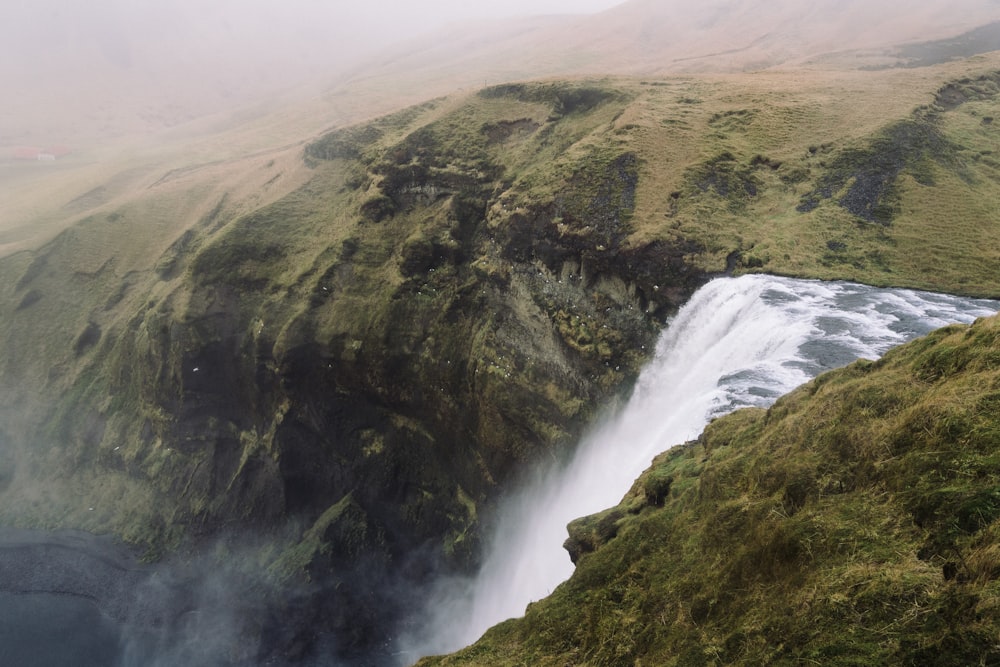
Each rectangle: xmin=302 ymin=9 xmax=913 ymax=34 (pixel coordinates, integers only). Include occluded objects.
xmin=613 ymin=61 xmax=1000 ymax=296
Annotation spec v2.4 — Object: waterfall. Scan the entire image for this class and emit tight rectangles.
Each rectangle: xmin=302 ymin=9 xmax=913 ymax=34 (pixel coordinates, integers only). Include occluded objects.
xmin=407 ymin=274 xmax=998 ymax=660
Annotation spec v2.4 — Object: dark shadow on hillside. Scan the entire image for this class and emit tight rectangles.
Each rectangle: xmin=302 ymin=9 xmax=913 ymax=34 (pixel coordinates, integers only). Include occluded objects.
xmin=877 ymin=21 xmax=1000 ymax=69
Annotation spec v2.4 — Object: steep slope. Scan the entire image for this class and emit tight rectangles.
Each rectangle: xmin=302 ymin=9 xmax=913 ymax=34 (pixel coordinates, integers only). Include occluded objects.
xmin=419 ymin=305 xmax=1000 ymax=666
xmin=4 ymin=57 xmax=1000 ymax=661
xmin=0 ymin=82 xmax=692 ymax=662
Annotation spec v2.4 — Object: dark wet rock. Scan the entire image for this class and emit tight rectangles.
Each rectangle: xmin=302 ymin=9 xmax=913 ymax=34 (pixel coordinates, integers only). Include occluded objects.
xmin=74 ymin=322 xmax=102 ymax=356
xmin=564 ymin=507 xmax=626 ymax=564
xmin=481 ymin=118 xmax=541 ymax=144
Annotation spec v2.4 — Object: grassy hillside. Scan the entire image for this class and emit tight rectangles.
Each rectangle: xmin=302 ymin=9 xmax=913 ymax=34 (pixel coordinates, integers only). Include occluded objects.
xmin=3 ymin=55 xmax=1000 ymax=661
xmin=625 ymin=62 xmax=1000 ymax=296
xmin=419 ymin=305 xmax=1000 ymax=667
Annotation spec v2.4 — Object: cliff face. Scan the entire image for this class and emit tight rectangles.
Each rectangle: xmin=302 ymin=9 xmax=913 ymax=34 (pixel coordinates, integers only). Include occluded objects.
xmin=4 ymin=59 xmax=1000 ymax=661
xmin=422 ymin=312 xmax=1000 ymax=667
xmin=0 ymin=82 xmax=707 ymax=660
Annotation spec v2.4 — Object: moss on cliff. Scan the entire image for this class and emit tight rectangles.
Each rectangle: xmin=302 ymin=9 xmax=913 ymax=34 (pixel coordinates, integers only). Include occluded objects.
xmin=420 ymin=314 xmax=1000 ymax=666
xmin=0 ymin=81 xmax=691 ymax=660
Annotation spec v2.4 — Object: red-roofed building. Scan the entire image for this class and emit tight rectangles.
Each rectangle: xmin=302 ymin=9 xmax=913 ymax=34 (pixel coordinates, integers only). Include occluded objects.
xmin=13 ymin=147 xmax=42 ymax=160
xmin=11 ymin=146 xmax=70 ymax=161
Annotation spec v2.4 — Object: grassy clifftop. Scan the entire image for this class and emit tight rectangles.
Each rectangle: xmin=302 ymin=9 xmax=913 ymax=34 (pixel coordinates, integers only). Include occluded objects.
xmin=421 ymin=311 xmax=1000 ymax=667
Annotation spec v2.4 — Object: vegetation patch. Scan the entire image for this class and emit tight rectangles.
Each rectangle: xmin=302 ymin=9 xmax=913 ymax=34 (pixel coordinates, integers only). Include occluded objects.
xmin=797 ymin=117 xmax=961 ymax=223
xmin=556 ymin=150 xmax=640 ymax=246
xmin=687 ymin=151 xmax=760 ymax=211
xmin=305 ymin=124 xmax=384 ymax=161
xmin=708 ymin=108 xmax=758 ymax=133
xmin=481 ymin=118 xmax=541 ymax=144
xmin=478 ymin=82 xmax=620 ymax=117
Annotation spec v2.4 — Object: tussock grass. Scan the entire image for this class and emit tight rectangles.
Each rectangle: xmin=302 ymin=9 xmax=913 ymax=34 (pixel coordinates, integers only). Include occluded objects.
xmin=616 ymin=57 xmax=1000 ymax=296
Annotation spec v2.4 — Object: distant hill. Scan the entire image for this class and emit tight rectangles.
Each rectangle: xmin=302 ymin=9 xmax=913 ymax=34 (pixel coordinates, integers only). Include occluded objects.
xmin=4 ymin=0 xmax=1000 ymax=146
xmin=341 ymin=0 xmax=1000 ymax=91
xmin=553 ymin=0 xmax=1000 ymax=72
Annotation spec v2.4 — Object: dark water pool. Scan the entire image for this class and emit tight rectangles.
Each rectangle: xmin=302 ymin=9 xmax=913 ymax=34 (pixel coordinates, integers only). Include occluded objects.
xmin=0 ymin=592 xmax=120 ymax=666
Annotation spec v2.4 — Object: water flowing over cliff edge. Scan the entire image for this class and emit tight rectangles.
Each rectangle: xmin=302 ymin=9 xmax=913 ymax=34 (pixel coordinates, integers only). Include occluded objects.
xmin=419 ymin=302 xmax=1000 ymax=666
xmin=409 ymin=274 xmax=997 ymax=660
xmin=0 ymin=277 xmax=994 ymax=666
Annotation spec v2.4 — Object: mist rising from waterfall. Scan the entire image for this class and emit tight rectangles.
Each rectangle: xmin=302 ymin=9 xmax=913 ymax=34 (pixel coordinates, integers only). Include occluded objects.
xmin=405 ymin=274 xmax=998 ymax=661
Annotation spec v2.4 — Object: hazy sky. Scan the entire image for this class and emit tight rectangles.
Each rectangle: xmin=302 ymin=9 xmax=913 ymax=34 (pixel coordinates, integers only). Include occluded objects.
xmin=1 ymin=0 xmax=630 ymax=83
xmin=2 ymin=0 xmax=629 ymax=44
xmin=299 ymin=0 xmax=629 ymax=54
xmin=341 ymin=0 xmax=627 ymax=21
xmin=0 ymin=0 xmax=629 ymax=143
xmin=5 ymin=0 xmax=999 ymax=145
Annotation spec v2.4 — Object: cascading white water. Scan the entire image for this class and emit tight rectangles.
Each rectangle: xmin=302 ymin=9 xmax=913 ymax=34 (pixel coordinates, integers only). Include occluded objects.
xmin=408 ymin=274 xmax=998 ymax=660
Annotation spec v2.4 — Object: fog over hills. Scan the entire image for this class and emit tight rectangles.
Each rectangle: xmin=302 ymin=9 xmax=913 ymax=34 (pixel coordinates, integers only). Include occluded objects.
xmin=4 ymin=0 xmax=1000 ymax=148
xmin=355 ymin=0 xmax=1000 ymax=90
xmin=0 ymin=0 xmax=614 ymax=145
xmin=0 ymin=0 xmax=398 ymax=144
xmin=554 ymin=0 xmax=1000 ymax=72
